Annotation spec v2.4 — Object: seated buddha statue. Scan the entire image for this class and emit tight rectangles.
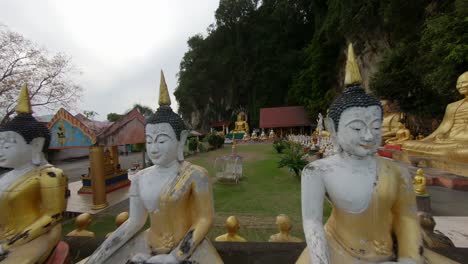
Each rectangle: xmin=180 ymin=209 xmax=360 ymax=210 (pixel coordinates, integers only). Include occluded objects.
xmin=381 ymin=100 xmax=402 ymax=143
xmin=260 ymin=129 xmax=267 ymax=140
xmin=66 ymin=213 xmax=96 ymax=238
xmin=385 ymin=123 xmax=413 ymax=145
xmin=297 ymin=44 xmax=422 ymax=264
xmin=402 ymin=71 xmax=468 ymax=163
xmin=0 ymin=85 xmax=67 ymax=264
xmin=269 ymin=129 xmax=276 ymax=139
xmin=269 ymin=214 xmax=302 ymax=243
xmin=215 ymin=216 xmax=247 ymax=242
xmin=232 ymin=112 xmax=249 ymax=135
xmin=84 ymin=71 xmax=222 ymax=264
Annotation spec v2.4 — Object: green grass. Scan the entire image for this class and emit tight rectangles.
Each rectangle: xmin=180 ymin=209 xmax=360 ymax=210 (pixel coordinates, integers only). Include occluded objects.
xmin=63 ymin=144 xmax=332 ymax=241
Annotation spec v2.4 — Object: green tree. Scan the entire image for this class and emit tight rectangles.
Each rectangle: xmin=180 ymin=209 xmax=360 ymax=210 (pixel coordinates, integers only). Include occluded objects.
xmin=107 ymin=113 xmax=123 ymax=122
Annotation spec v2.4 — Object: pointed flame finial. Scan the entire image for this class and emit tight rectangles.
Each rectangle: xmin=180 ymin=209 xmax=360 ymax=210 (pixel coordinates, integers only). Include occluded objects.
xmin=344 ymin=43 xmax=362 ymax=86
xmin=159 ymin=70 xmax=171 ymax=106
xmin=16 ymin=83 xmax=32 ymax=114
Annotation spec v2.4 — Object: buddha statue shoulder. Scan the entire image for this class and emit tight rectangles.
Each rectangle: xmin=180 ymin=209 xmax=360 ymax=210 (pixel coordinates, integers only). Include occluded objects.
xmin=296 ymin=44 xmax=422 ymax=264
xmin=0 ymin=85 xmax=67 ymax=264
xmin=84 ymin=71 xmax=222 ymax=264
xmin=402 ymin=71 xmax=468 ymax=162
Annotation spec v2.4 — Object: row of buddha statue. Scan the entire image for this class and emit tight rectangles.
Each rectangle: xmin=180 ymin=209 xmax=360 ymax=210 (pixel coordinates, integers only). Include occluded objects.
xmin=0 ymin=44 xmax=464 ymax=264
xmin=66 ymin=212 xmax=129 ymax=238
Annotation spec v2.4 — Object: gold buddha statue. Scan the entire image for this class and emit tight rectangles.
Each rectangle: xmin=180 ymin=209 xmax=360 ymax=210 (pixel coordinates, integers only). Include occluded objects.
xmin=83 ymin=71 xmax=222 ymax=264
xmin=0 ymin=85 xmax=67 ymax=264
xmin=66 ymin=213 xmax=96 ymax=238
xmin=269 ymin=214 xmax=302 ymax=243
xmin=385 ymin=122 xmax=413 ymax=145
xmin=106 ymin=212 xmax=129 ymax=238
xmin=413 ymin=168 xmax=428 ymax=196
xmin=215 ymin=216 xmax=247 ymax=242
xmin=381 ymin=100 xmax=403 ymax=143
xmin=402 ymin=71 xmax=468 ymax=164
xmin=232 ymin=111 xmax=249 ymax=135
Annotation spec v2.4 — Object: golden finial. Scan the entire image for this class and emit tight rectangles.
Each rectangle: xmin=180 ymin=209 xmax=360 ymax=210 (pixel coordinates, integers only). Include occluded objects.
xmin=16 ymin=84 xmax=32 ymax=114
xmin=344 ymin=43 xmax=362 ymax=86
xmin=159 ymin=70 xmax=171 ymax=106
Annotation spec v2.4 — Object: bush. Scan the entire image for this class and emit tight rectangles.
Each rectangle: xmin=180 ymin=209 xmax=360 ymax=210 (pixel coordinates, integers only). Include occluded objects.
xmin=188 ymin=137 xmax=199 ymax=152
xmin=273 ymin=139 xmax=287 ymax=153
xmin=278 ymin=142 xmax=308 ymax=177
xmin=207 ymin=133 xmax=225 ymax=149
xmin=198 ymin=142 xmax=209 ymax=152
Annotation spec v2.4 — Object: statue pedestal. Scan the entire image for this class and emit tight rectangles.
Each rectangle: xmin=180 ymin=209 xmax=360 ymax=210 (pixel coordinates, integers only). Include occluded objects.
xmin=416 ymin=195 xmax=431 ymax=213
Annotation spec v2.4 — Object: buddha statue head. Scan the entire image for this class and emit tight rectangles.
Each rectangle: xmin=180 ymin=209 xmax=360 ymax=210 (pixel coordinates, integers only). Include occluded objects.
xmin=0 ymin=85 xmax=50 ymax=169
xmin=276 ymin=214 xmax=292 ymax=234
xmin=146 ymin=71 xmax=188 ymax=167
xmin=225 ymin=216 xmax=240 ymax=235
xmin=325 ymin=44 xmax=382 ymax=158
xmin=456 ymin=71 xmax=468 ymax=97
xmin=76 ymin=213 xmax=93 ymax=230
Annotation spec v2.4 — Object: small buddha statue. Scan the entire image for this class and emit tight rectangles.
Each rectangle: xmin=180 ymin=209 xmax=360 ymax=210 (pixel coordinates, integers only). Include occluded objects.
xmin=66 ymin=213 xmax=96 ymax=238
xmin=232 ymin=112 xmax=249 ymax=135
xmin=413 ymin=168 xmax=428 ymax=196
xmin=269 ymin=129 xmax=276 ymax=139
xmin=243 ymin=132 xmax=250 ymax=141
xmin=418 ymin=212 xmax=455 ymax=248
xmin=402 ymin=71 xmax=468 ymax=163
xmin=385 ymin=122 xmax=413 ymax=145
xmin=269 ymin=214 xmax=302 ymax=243
xmin=215 ymin=216 xmax=247 ymax=242
xmin=84 ymin=71 xmax=222 ymax=264
xmin=106 ymin=212 xmax=129 ymax=238
xmin=297 ymin=44 xmax=422 ymax=264
xmin=381 ymin=100 xmax=402 ymax=143
xmin=260 ymin=129 xmax=267 ymax=140
xmin=0 ymin=85 xmax=67 ymax=264
xmin=416 ymin=133 xmax=425 ymax=140
xmin=251 ymin=130 xmax=258 ymax=140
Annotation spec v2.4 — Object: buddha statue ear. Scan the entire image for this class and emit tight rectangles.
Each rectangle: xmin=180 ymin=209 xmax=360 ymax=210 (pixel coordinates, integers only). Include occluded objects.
xmin=31 ymin=137 xmax=45 ymax=165
xmin=324 ymin=117 xmax=341 ymax=153
xmin=178 ymin=130 xmax=189 ymax=162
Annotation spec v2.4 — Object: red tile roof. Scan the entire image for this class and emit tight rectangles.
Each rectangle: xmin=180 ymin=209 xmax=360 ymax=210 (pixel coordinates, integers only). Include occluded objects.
xmin=259 ymin=106 xmax=311 ymax=128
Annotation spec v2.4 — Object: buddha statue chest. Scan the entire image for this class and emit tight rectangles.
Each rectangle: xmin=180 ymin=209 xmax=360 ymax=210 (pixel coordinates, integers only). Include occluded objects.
xmin=446 ymin=101 xmax=468 ymax=140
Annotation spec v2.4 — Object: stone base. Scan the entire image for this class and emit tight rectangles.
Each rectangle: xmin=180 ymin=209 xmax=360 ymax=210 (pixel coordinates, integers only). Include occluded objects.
xmin=416 ymin=195 xmax=431 ymax=213
xmin=78 ymin=171 xmax=130 ymax=194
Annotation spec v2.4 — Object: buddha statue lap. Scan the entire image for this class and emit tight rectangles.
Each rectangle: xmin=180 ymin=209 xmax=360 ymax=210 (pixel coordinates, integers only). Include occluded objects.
xmin=232 ymin=112 xmax=249 ymax=135
xmin=215 ymin=216 xmax=247 ymax=242
xmin=0 ymin=85 xmax=67 ymax=264
xmin=402 ymin=71 xmax=468 ymax=164
xmin=269 ymin=214 xmax=302 ymax=243
xmin=296 ymin=44 xmax=422 ymax=264
xmin=84 ymin=71 xmax=222 ymax=264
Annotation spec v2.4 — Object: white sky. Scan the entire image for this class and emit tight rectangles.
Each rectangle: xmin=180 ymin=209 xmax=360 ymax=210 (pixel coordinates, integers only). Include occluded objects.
xmin=0 ymin=0 xmax=219 ymax=120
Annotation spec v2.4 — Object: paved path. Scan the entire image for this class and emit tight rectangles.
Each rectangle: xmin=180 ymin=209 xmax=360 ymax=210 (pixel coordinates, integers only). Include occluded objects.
xmin=55 ymin=152 xmax=145 ymax=182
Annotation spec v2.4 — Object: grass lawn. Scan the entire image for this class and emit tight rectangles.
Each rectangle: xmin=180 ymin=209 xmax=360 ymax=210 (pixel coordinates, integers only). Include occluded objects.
xmin=63 ymin=143 xmax=332 ymax=241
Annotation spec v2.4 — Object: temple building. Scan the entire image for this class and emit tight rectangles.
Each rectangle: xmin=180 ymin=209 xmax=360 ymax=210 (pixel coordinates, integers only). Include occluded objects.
xmin=259 ymin=106 xmax=312 ymax=137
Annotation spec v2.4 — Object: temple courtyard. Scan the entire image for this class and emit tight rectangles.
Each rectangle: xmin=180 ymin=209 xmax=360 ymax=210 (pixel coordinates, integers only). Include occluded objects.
xmin=61 ymin=144 xmax=468 ymax=245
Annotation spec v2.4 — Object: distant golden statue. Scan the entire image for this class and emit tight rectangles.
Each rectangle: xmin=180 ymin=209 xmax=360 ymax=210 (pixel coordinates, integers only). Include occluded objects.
xmin=385 ymin=123 xmax=413 ymax=145
xmin=106 ymin=212 xmax=129 ymax=238
xmin=402 ymin=71 xmax=468 ymax=164
xmin=66 ymin=213 xmax=96 ymax=238
xmin=215 ymin=216 xmax=247 ymax=242
xmin=232 ymin=112 xmax=249 ymax=134
xmin=413 ymin=168 xmax=428 ymax=196
xmin=381 ymin=100 xmax=402 ymax=143
xmin=269 ymin=214 xmax=302 ymax=243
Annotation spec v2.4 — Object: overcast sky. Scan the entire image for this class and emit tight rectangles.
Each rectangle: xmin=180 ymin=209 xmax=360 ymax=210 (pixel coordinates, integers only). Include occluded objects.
xmin=0 ymin=0 xmax=219 ymax=120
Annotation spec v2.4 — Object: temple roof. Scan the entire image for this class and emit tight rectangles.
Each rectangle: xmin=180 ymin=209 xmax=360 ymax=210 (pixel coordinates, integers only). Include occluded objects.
xmin=259 ymin=106 xmax=311 ymax=128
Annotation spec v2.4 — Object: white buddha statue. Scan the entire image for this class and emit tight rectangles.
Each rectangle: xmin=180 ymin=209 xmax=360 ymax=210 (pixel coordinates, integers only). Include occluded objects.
xmin=84 ymin=71 xmax=222 ymax=264
xmin=297 ymin=44 xmax=422 ymax=264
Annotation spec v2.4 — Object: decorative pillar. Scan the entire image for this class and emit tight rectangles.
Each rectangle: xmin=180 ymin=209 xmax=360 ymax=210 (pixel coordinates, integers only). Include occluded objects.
xmin=89 ymin=146 xmax=108 ymax=210
xmin=109 ymin=145 xmax=119 ymax=171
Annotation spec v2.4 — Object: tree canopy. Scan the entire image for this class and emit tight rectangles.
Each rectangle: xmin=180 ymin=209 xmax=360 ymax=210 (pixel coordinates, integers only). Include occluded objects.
xmin=175 ymin=0 xmax=467 ymax=131
xmin=0 ymin=24 xmax=82 ymax=124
